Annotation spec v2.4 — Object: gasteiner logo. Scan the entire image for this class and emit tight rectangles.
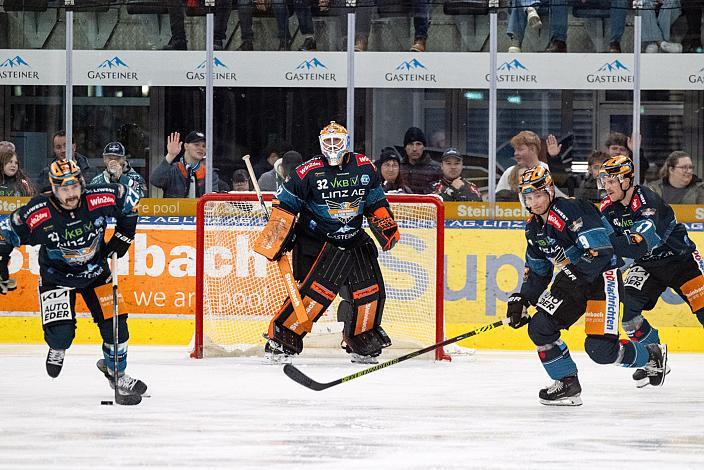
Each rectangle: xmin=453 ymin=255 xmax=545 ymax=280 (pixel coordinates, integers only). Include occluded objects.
xmin=486 ymin=58 xmax=537 ymax=83
xmin=385 ymin=58 xmax=437 ymax=83
xmin=296 ymin=159 xmax=324 ymax=178
xmin=0 ymin=55 xmax=39 ymax=80
xmin=88 ymin=56 xmax=138 ymax=81
xmin=689 ymin=67 xmax=704 ymax=85
xmin=285 ymin=57 xmax=336 ymax=82
xmin=186 ymin=57 xmax=237 ymax=81
xmin=547 ymin=211 xmax=565 ymax=231
xmin=86 ymin=193 xmax=116 ymax=211
xmin=26 ymin=208 xmax=51 ymax=230
xmin=587 ymin=59 xmax=632 ymax=84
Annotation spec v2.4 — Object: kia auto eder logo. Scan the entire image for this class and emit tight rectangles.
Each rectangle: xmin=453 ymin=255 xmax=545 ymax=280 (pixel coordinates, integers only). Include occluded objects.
xmin=587 ymin=59 xmax=632 ymax=83
xmin=0 ymin=55 xmax=39 ymax=80
xmin=486 ymin=58 xmax=536 ymax=83
xmin=88 ymin=56 xmax=138 ymax=80
xmin=689 ymin=67 xmax=704 ymax=84
xmin=385 ymin=58 xmax=436 ymax=83
xmin=285 ymin=57 xmax=336 ymax=81
xmin=187 ymin=57 xmax=237 ymax=80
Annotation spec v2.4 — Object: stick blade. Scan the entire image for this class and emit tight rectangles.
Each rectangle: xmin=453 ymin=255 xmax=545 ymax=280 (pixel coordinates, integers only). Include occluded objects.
xmin=283 ymin=364 xmax=330 ymax=391
xmin=115 ymin=393 xmax=142 ymax=406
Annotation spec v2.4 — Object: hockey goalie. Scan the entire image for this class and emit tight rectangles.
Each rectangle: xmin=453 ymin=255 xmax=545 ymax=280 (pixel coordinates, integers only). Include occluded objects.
xmin=253 ymin=121 xmax=400 ymax=364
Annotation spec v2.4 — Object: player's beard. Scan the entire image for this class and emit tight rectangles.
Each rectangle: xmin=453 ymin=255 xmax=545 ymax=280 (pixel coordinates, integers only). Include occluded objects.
xmin=60 ymin=195 xmax=80 ymax=210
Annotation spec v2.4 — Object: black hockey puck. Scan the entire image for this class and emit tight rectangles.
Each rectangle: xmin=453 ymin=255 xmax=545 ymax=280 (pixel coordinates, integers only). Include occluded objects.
xmin=101 ymin=400 xmax=114 ymax=406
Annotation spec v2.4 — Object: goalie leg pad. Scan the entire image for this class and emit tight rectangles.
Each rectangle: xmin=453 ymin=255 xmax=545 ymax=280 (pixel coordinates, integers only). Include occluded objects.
xmin=340 ymin=241 xmax=387 ymax=338
xmin=269 ymin=242 xmax=353 ymax=338
xmin=266 ymin=323 xmax=304 ymax=355
xmin=343 ymin=326 xmax=392 ymax=357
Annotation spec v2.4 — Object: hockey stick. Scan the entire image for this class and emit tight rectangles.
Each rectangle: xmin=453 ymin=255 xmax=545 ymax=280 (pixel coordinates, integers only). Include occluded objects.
xmin=283 ymin=318 xmax=509 ymax=391
xmin=242 ymin=154 xmax=309 ymax=327
xmin=108 ymin=253 xmax=141 ymax=406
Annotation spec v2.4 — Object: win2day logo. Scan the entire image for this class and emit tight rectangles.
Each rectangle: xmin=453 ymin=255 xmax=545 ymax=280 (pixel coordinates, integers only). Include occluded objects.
xmin=486 ymin=58 xmax=537 ymax=83
xmin=586 ymin=59 xmax=632 ymax=83
xmin=186 ymin=57 xmax=237 ymax=81
xmin=285 ymin=57 xmax=336 ymax=82
xmin=385 ymin=58 xmax=437 ymax=83
xmin=0 ymin=55 xmax=39 ymax=80
xmin=87 ymin=56 xmax=138 ymax=80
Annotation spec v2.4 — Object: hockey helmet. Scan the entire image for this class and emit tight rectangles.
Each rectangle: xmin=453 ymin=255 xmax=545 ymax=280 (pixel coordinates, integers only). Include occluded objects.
xmin=598 ymin=155 xmax=634 ymax=183
xmin=519 ymin=166 xmax=554 ymax=195
xmin=49 ymin=159 xmax=83 ymax=187
xmin=319 ymin=121 xmax=350 ymax=166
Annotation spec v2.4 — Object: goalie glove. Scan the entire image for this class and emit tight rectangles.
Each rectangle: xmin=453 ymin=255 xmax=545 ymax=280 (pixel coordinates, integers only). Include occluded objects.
xmin=368 ymin=207 xmax=400 ymax=251
xmin=253 ymin=205 xmax=296 ymax=261
xmin=105 ymin=231 xmax=133 ymax=259
xmin=506 ymin=293 xmax=530 ymax=329
xmin=0 ymin=255 xmax=16 ymax=295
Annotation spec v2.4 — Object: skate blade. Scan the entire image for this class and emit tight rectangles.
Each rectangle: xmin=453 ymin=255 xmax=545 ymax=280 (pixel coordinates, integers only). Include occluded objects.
xmin=539 ymin=395 xmax=583 ymax=406
xmin=263 ymin=353 xmax=292 ymax=365
xmin=658 ymin=344 xmax=668 ymax=387
xmin=635 ymin=366 xmax=671 ymax=388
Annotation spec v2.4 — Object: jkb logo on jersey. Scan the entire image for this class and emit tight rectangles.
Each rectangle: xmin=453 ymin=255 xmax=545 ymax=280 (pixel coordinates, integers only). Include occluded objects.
xmin=285 ymin=57 xmax=336 ymax=82
xmin=385 ymin=58 xmax=437 ymax=83
xmin=486 ymin=58 xmax=537 ymax=84
xmin=186 ymin=57 xmax=237 ymax=82
xmin=88 ymin=56 xmax=138 ymax=81
xmin=0 ymin=55 xmax=39 ymax=81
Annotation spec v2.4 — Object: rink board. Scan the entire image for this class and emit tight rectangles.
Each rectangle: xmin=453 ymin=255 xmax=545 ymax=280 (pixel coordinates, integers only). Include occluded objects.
xmin=1 ymin=218 xmax=703 ymax=351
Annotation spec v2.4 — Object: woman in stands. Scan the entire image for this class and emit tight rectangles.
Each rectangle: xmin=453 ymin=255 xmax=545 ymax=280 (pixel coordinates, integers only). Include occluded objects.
xmin=648 ymin=150 xmax=704 ymax=204
xmin=377 ymin=147 xmax=412 ymax=194
xmin=0 ymin=141 xmax=34 ymax=197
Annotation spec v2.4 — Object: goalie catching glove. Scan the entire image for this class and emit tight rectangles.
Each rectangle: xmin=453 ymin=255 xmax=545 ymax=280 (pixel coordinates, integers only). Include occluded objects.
xmin=253 ymin=204 xmax=296 ymax=261
xmin=105 ymin=231 xmax=133 ymax=259
xmin=368 ymin=207 xmax=400 ymax=251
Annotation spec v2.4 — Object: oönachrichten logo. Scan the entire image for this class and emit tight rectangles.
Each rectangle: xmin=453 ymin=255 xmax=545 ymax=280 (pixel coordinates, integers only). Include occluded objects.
xmin=285 ymin=57 xmax=336 ymax=82
xmin=486 ymin=58 xmax=537 ymax=83
xmin=385 ymin=58 xmax=436 ymax=83
xmin=88 ymin=56 xmax=138 ymax=81
xmin=587 ymin=59 xmax=632 ymax=83
xmin=0 ymin=55 xmax=39 ymax=80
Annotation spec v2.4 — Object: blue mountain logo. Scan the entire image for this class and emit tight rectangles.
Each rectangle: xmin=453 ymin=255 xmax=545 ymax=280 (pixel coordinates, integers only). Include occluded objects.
xmin=597 ymin=60 xmax=629 ymax=73
xmin=395 ymin=58 xmax=426 ymax=71
xmin=498 ymin=59 xmax=527 ymax=71
xmin=295 ymin=57 xmax=326 ymax=70
xmin=197 ymin=57 xmax=228 ymax=69
xmin=98 ymin=56 xmax=129 ymax=69
xmin=0 ymin=55 xmax=30 ymax=68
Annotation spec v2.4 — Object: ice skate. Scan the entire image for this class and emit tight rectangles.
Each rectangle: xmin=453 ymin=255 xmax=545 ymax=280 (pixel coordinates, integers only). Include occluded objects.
xmin=349 ymin=353 xmax=379 ymax=365
xmin=539 ymin=375 xmax=582 ymax=406
xmin=46 ymin=348 xmax=65 ymax=378
xmin=264 ymin=339 xmax=293 ymax=365
xmin=96 ymin=359 xmax=148 ymax=396
xmin=636 ymin=343 xmax=668 ymax=387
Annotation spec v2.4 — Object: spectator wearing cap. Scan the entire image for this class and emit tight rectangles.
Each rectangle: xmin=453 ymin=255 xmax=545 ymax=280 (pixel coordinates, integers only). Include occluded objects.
xmin=258 ymin=150 xmax=303 ymax=191
xmin=91 ymin=141 xmax=147 ymax=197
xmin=376 ymin=147 xmax=411 ymax=194
xmin=399 ymin=126 xmax=442 ymax=195
xmin=150 ymin=130 xmax=222 ymax=198
xmin=230 ymin=169 xmax=252 ymax=192
xmin=432 ymin=148 xmax=482 ymax=202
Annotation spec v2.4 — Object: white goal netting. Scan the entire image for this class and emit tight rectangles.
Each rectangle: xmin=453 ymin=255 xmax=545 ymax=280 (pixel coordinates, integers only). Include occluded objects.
xmin=194 ymin=193 xmax=446 ymax=359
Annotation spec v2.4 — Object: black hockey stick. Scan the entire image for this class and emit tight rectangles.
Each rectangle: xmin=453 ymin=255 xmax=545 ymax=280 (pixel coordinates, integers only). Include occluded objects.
xmin=283 ymin=318 xmax=509 ymax=391
xmin=108 ymin=253 xmax=141 ymax=406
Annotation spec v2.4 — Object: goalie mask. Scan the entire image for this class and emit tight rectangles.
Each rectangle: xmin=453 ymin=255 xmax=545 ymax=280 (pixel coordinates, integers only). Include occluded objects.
xmin=519 ymin=166 xmax=555 ymax=216
xmin=598 ymin=155 xmax=634 ymax=202
xmin=319 ymin=121 xmax=350 ymax=166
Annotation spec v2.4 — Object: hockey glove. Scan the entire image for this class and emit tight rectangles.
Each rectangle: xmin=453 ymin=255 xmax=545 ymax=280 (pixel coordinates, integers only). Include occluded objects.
xmin=0 ymin=256 xmax=16 ymax=295
xmin=105 ymin=231 xmax=133 ymax=259
xmin=506 ymin=293 xmax=530 ymax=329
xmin=369 ymin=207 xmax=400 ymax=251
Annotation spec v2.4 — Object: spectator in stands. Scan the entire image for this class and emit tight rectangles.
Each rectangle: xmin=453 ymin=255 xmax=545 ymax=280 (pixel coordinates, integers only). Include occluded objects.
xmin=507 ymin=1 xmax=542 ymax=53
xmin=682 ymin=1 xmax=703 ymax=52
xmin=0 ymin=141 xmax=34 ymax=197
xmin=253 ymin=146 xmax=281 ymax=179
xmin=150 ymin=131 xmax=222 ymax=198
xmin=36 ymin=131 xmax=94 ymax=192
xmin=329 ymin=0 xmax=430 ymax=52
xmin=230 ymin=169 xmax=252 ymax=192
xmin=546 ymin=0 xmax=628 ymax=53
xmin=648 ymin=150 xmax=704 ymax=204
xmin=603 ymin=131 xmax=650 ymax=181
xmin=428 ymin=129 xmax=448 ymax=149
xmin=91 ymin=141 xmax=147 ymax=197
xmin=574 ymin=150 xmax=609 ymax=203
xmin=496 ymin=130 xmax=567 ymax=201
xmin=376 ymin=147 xmax=411 ymax=194
xmin=163 ymin=0 xmax=232 ymax=50
xmin=432 ymin=148 xmax=482 ymax=202
xmin=237 ymin=0 xmax=317 ymax=51
xmin=258 ymin=150 xmax=303 ymax=191
xmin=642 ymin=0 xmax=682 ymax=53
xmin=399 ymin=127 xmax=442 ymax=194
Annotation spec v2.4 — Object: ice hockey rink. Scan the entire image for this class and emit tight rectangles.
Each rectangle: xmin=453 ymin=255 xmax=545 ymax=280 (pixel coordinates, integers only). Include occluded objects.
xmin=1 ymin=345 xmax=703 ymax=470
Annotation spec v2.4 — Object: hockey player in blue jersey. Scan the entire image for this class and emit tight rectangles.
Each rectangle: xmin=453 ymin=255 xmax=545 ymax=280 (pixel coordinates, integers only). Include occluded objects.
xmin=506 ymin=166 xmax=666 ymax=406
xmin=0 ymin=159 xmax=147 ymax=399
xmin=252 ymin=121 xmax=400 ymax=364
xmin=599 ymin=155 xmax=703 ymax=387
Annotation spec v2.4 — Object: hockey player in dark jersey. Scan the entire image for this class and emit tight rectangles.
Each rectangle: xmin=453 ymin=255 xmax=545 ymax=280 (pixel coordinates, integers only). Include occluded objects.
xmin=252 ymin=121 xmax=399 ymax=364
xmin=506 ymin=166 xmax=666 ymax=406
xmin=599 ymin=155 xmax=702 ymax=387
xmin=0 ymin=159 xmax=147 ymax=398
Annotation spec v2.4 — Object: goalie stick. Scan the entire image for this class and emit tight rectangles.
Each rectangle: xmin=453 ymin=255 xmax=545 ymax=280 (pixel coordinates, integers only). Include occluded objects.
xmin=242 ymin=154 xmax=309 ymax=327
xmin=283 ymin=318 xmax=509 ymax=391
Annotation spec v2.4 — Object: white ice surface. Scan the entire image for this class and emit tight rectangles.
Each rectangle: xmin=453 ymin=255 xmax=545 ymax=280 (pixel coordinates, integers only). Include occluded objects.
xmin=1 ymin=345 xmax=703 ymax=470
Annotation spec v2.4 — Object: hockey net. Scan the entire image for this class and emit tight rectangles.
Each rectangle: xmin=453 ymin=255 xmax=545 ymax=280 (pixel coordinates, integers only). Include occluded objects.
xmin=192 ymin=193 xmax=448 ymax=360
